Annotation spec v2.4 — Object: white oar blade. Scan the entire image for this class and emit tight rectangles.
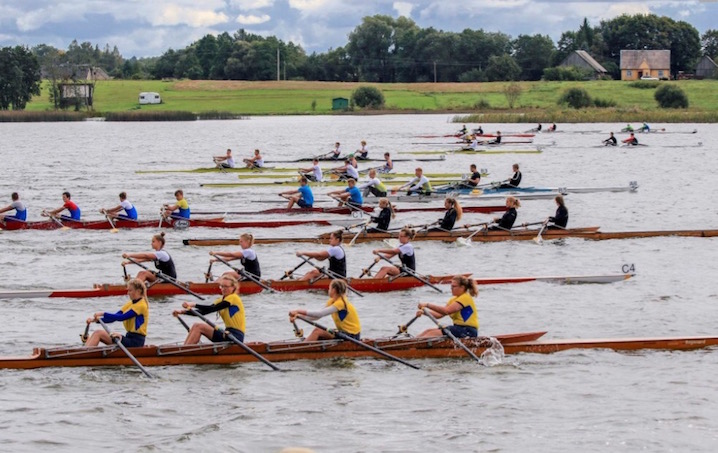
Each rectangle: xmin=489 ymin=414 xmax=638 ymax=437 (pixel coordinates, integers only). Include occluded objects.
xmin=383 ymin=239 xmax=400 ymax=248
xmin=455 ymin=237 xmax=472 ymax=247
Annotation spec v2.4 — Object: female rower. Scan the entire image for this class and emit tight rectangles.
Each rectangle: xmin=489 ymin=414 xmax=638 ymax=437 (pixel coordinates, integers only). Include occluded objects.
xmin=0 ymin=192 xmax=27 ymax=223
xmin=163 ymin=189 xmax=190 ymax=219
xmin=289 ymin=279 xmax=361 ymax=341
xmin=46 ymin=191 xmax=81 ymax=221
xmin=85 ymin=278 xmax=149 ymax=347
xmin=367 ymin=198 xmax=395 ymax=233
xmin=498 ymin=163 xmax=521 ymax=189
xmin=416 ymin=275 xmax=479 ymax=338
xmin=490 ymin=196 xmax=520 ymax=230
xmin=173 ymin=275 xmax=245 ymax=344
xmin=328 ymin=178 xmax=363 ymax=207
xmin=243 ymin=149 xmax=264 ymax=169
xmin=122 ymin=232 xmax=177 ymax=282
xmin=209 ymin=233 xmax=261 ymax=279
xmin=101 ymin=192 xmax=138 ymax=220
xmin=296 ymin=230 xmax=346 ymax=280
xmin=372 ymin=227 xmax=416 ymax=278
xmin=280 ymin=177 xmax=314 ymax=209
xmin=430 ymin=197 xmax=462 ymax=232
xmin=547 ymin=195 xmax=568 ymax=228
xmin=360 ymin=169 xmax=388 ymax=198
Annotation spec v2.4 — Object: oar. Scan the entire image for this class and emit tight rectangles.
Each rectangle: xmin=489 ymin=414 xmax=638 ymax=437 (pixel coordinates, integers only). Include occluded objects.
xmin=42 ymin=210 xmax=70 ymax=230
xmin=97 ymin=319 xmax=154 ymax=378
xmin=296 ymin=254 xmax=364 ymax=297
xmin=291 ymin=320 xmax=305 ymax=339
xmin=357 ymin=257 xmax=381 ymax=278
xmin=455 ymin=222 xmax=492 ymax=246
xmin=280 ymin=259 xmax=310 ymax=280
xmin=123 ymin=256 xmax=206 ymax=301
xmin=204 ymin=260 xmax=214 ymax=283
xmin=392 ymin=314 xmax=421 ymax=338
xmin=80 ymin=323 xmax=90 ymax=344
xmin=210 ymin=254 xmax=276 ymax=293
xmin=374 ymin=253 xmax=442 ymax=293
xmin=534 ymin=220 xmax=549 ymax=244
xmin=177 ymin=315 xmax=191 ymax=332
xmin=188 ymin=308 xmax=280 ymax=371
xmin=348 ymin=220 xmax=370 ymax=247
xmin=421 ymin=308 xmax=481 ymax=363
xmin=100 ymin=209 xmax=119 ymax=233
xmin=295 ymin=315 xmax=419 ymax=369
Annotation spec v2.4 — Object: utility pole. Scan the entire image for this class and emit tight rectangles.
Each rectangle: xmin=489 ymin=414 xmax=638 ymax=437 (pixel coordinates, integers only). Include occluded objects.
xmin=433 ymin=61 xmax=437 ymax=83
xmin=277 ymin=48 xmax=280 ymax=81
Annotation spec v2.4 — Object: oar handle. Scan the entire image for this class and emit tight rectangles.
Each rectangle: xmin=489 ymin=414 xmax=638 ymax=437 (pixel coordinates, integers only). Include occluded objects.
xmin=97 ymin=319 xmax=154 ymax=378
xmin=124 ymin=256 xmax=206 ymax=300
xmin=422 ymin=309 xmax=481 ymax=363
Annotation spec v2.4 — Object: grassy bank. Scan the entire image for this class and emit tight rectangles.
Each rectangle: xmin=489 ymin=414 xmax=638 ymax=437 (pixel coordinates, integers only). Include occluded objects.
xmin=20 ymin=79 xmax=718 ymax=121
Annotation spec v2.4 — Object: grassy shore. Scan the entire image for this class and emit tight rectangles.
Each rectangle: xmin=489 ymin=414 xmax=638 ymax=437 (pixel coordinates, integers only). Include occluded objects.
xmin=19 ymin=79 xmax=718 ymax=122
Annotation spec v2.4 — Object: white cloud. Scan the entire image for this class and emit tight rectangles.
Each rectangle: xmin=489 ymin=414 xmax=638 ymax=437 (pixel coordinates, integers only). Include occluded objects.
xmin=230 ymin=0 xmax=274 ymax=9
xmin=154 ymin=5 xmax=229 ymax=27
xmin=288 ymin=0 xmax=331 ymax=12
xmin=237 ymin=14 xmax=271 ymax=25
xmin=604 ymin=3 xmax=652 ymax=17
xmin=393 ymin=2 xmax=414 ymax=17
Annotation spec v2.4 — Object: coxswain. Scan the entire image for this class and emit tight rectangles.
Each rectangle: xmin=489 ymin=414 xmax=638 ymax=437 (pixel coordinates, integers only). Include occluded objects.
xmin=243 ymin=149 xmax=264 ymax=169
xmin=122 ymin=232 xmax=177 ymax=282
xmin=381 ymin=152 xmax=394 ymax=173
xmin=84 ymin=278 xmax=149 ymax=348
xmin=415 ymin=275 xmax=479 ymax=338
xmin=490 ymin=196 xmax=520 ymax=230
xmin=396 ymin=167 xmax=432 ymax=196
xmin=355 ymin=140 xmax=369 ymax=160
xmin=603 ymin=132 xmax=618 ymax=146
xmin=213 ymin=149 xmax=235 ymax=168
xmin=328 ymin=178 xmax=363 ymax=208
xmin=462 ymin=164 xmax=482 ymax=188
xmin=289 ymin=279 xmax=361 ymax=341
xmin=46 ymin=191 xmax=81 ymax=221
xmin=360 ymin=169 xmax=388 ymax=198
xmin=163 ymin=189 xmax=190 ymax=219
xmin=173 ymin=275 xmax=245 ymax=344
xmin=209 ymin=233 xmax=261 ymax=280
xmin=498 ymin=163 xmax=521 ymax=189
xmin=332 ymin=157 xmax=360 ymax=181
xmin=372 ymin=227 xmax=416 ymax=278
xmin=488 ymin=131 xmax=502 ymax=145
xmin=0 ymin=192 xmax=27 ymax=223
xmin=430 ymin=198 xmax=462 ymax=232
xmin=330 ymin=142 xmax=342 ymax=160
xmin=295 ymin=230 xmax=346 ymax=280
xmin=367 ymin=198 xmax=395 ymax=233
xmin=547 ymin=195 xmax=568 ymax=228
xmin=101 ymin=192 xmax=138 ymax=220
xmin=622 ymin=133 xmax=638 ymax=146
xmin=299 ymin=158 xmax=323 ymax=182
xmin=280 ymin=176 xmax=314 ymax=209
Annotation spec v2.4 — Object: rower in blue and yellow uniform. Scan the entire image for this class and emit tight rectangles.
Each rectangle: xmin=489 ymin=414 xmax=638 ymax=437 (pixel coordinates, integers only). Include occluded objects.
xmin=173 ymin=275 xmax=245 ymax=344
xmin=0 ymin=192 xmax=27 ymax=223
xmin=122 ymin=232 xmax=177 ymax=283
xmin=296 ymin=230 xmax=346 ymax=280
xmin=416 ymin=275 xmax=479 ymax=338
xmin=289 ymin=279 xmax=361 ymax=341
xmin=372 ymin=227 xmax=416 ymax=278
xmin=163 ymin=189 xmax=190 ymax=219
xmin=85 ymin=278 xmax=149 ymax=347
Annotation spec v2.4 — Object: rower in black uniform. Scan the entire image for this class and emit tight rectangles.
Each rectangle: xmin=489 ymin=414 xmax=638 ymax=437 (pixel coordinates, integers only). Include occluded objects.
xmin=547 ymin=195 xmax=568 ymax=228
xmin=296 ymin=230 xmax=346 ymax=280
xmin=367 ymin=198 xmax=395 ymax=233
xmin=490 ymin=197 xmax=520 ymax=230
xmin=209 ymin=233 xmax=262 ymax=280
xmin=430 ymin=198 xmax=462 ymax=232
xmin=372 ymin=228 xmax=416 ymax=278
xmin=498 ymin=163 xmax=521 ymax=189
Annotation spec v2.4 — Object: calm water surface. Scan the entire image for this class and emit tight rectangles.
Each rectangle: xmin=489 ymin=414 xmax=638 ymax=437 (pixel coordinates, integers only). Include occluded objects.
xmin=1 ymin=116 xmax=717 ymax=452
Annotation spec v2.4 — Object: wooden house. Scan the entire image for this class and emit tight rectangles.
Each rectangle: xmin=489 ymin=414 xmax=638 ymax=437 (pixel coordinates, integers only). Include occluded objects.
xmin=620 ymin=50 xmax=670 ymax=80
xmin=695 ymin=55 xmax=718 ymax=79
xmin=559 ymin=50 xmax=608 ymax=79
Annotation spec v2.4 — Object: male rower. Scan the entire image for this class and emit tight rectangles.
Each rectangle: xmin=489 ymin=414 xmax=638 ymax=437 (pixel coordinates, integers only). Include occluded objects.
xmin=381 ymin=152 xmax=394 ymax=173
xmin=396 ymin=167 xmax=432 ymax=196
xmin=603 ymin=132 xmax=617 ymax=146
xmin=355 ymin=140 xmax=369 ymax=160
xmin=498 ymin=164 xmax=521 ymax=189
xmin=163 ymin=189 xmax=190 ymax=219
xmin=472 ymin=125 xmax=484 ymax=135
xmin=101 ymin=192 xmax=138 ymax=220
xmin=328 ymin=178 xmax=363 ymax=207
xmin=639 ymin=122 xmax=650 ymax=133
xmin=332 ymin=157 xmax=359 ymax=181
xmin=462 ymin=164 xmax=481 ymax=188
xmin=359 ymin=169 xmax=388 ymax=198
xmin=243 ymin=149 xmax=264 ymax=169
xmin=0 ymin=192 xmax=27 ymax=223
xmin=46 ymin=191 xmax=81 ymax=221
xmin=299 ymin=158 xmax=323 ymax=182
xmin=280 ymin=177 xmax=314 ymax=209
xmin=330 ymin=142 xmax=342 ymax=160
xmin=488 ymin=131 xmax=502 ymax=145
xmin=213 ymin=149 xmax=235 ymax=168
xmin=548 ymin=123 xmax=557 ymax=132
xmin=622 ymin=133 xmax=638 ymax=146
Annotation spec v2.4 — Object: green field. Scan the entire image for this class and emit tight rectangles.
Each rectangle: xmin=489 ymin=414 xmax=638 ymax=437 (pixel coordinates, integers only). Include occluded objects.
xmin=23 ymin=79 xmax=718 ymax=122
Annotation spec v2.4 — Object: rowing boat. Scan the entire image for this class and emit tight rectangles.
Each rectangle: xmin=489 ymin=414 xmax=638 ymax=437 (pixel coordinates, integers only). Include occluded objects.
xmin=0 ymin=217 xmax=333 ymax=231
xmin=636 ymin=128 xmax=697 ymax=134
xmin=3 ymin=332 xmax=716 ymax=369
xmin=200 ymin=178 xmax=467 ymax=188
xmin=399 ymin=148 xmax=543 ymax=155
xmin=268 ymin=156 xmax=447 ymax=163
xmin=191 ymin=205 xmax=509 ymax=216
xmin=182 ymin=227 xmax=718 ymax=246
xmin=434 ymin=182 xmax=638 ymax=195
xmin=0 ymin=272 xmax=632 ymax=300
xmin=236 ymin=172 xmax=488 ymax=180
xmin=136 ymin=166 xmax=280 ymax=174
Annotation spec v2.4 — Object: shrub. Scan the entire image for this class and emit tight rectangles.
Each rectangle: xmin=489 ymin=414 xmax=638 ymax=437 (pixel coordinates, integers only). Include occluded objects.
xmin=351 ymin=86 xmax=385 ymax=109
xmin=458 ymin=69 xmax=487 ymax=83
xmin=592 ymin=97 xmax=617 ymax=108
xmin=558 ymin=87 xmax=592 ymax=109
xmin=655 ymin=84 xmax=689 ymax=108
xmin=473 ymin=98 xmax=490 ymax=109
xmin=543 ymin=66 xmax=593 ymax=81
xmin=503 ymin=83 xmax=523 ymax=109
xmin=628 ymin=80 xmax=660 ymax=89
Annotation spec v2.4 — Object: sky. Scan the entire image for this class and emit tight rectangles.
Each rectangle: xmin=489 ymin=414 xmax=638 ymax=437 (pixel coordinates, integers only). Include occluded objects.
xmin=0 ymin=0 xmax=715 ymax=58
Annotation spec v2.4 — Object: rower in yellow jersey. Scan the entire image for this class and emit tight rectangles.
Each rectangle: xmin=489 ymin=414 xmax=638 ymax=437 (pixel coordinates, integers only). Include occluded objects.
xmin=173 ymin=275 xmax=245 ymax=344
xmin=416 ymin=275 xmax=479 ymax=338
xmin=84 ymin=279 xmax=149 ymax=347
xmin=289 ymin=279 xmax=361 ymax=341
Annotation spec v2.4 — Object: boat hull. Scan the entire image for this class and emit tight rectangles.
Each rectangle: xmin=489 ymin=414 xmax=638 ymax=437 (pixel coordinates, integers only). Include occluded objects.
xmin=0 ymin=217 xmax=330 ymax=231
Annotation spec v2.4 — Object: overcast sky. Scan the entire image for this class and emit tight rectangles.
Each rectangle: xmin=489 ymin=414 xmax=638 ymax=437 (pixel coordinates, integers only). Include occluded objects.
xmin=0 ymin=0 xmax=715 ymax=58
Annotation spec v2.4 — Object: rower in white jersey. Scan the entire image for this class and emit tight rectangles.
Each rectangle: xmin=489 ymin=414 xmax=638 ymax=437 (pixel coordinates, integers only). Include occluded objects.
xmin=299 ymin=158 xmax=323 ymax=182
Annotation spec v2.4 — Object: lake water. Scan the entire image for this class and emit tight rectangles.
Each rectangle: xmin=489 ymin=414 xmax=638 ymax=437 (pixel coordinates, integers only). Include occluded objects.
xmin=0 ymin=116 xmax=717 ymax=452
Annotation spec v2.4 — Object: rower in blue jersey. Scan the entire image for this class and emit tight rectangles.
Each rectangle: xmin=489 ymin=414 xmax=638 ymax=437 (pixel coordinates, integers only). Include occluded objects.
xmin=84 ymin=278 xmax=149 ymax=348
xmin=416 ymin=275 xmax=479 ymax=338
xmin=372 ymin=227 xmax=416 ymax=278
xmin=0 ymin=192 xmax=27 ymax=223
xmin=122 ymin=232 xmax=177 ymax=283
xmin=46 ymin=191 xmax=81 ymax=221
xmin=100 ymin=191 xmax=138 ymax=220
xmin=280 ymin=177 xmax=314 ymax=209
xmin=296 ymin=230 xmax=346 ymax=280
xmin=209 ymin=233 xmax=262 ymax=279
xmin=547 ymin=195 xmax=569 ymax=228
xmin=163 ymin=189 xmax=190 ymax=219
xmin=328 ymin=178 xmax=363 ymax=208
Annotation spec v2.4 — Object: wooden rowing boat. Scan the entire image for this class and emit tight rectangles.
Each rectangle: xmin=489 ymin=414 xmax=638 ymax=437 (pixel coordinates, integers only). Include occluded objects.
xmin=190 ymin=205 xmax=508 ymax=216
xmin=182 ymin=227 xmax=718 ymax=246
xmin=3 ymin=332 xmax=716 ymax=369
xmin=0 ymin=217 xmax=332 ymax=231
xmin=0 ymin=273 xmax=632 ymax=300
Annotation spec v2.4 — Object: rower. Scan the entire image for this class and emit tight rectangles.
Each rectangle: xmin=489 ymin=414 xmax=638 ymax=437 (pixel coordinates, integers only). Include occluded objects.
xmin=209 ymin=233 xmax=261 ymax=280
xmin=624 ymin=124 xmax=634 ymax=132
xmin=299 ymin=158 xmax=323 ymax=182
xmin=289 ymin=279 xmax=361 ymax=341
xmin=296 ymin=230 xmax=346 ymax=280
xmin=465 ymin=135 xmax=480 ymax=151
xmin=332 ymin=157 xmax=360 ymax=181
xmin=622 ymin=133 xmax=638 ymax=146
xmin=462 ymin=164 xmax=481 ymax=188
xmin=603 ymin=132 xmax=618 ymax=146
xmin=163 ymin=189 xmax=190 ymax=219
xmin=498 ymin=163 xmax=521 ymax=189
xmin=46 ymin=191 xmax=81 ymax=221
xmin=330 ymin=142 xmax=342 ymax=160
xmin=381 ymin=152 xmax=394 ymax=173
xmin=488 ymin=131 xmax=502 ymax=145
xmin=367 ymin=198 xmax=395 ymax=233
xmin=472 ymin=125 xmax=484 ymax=135
xmin=535 ymin=123 xmax=542 ymax=132
xmin=0 ymin=192 xmax=27 ymax=223
xmin=122 ymin=232 xmax=177 ymax=283
xmin=547 ymin=195 xmax=568 ymax=228
xmin=458 ymin=124 xmax=468 ymax=136
xmin=360 ymin=169 xmax=388 ymax=198
xmin=640 ymin=122 xmax=650 ymax=132
xmin=213 ymin=148 xmax=235 ymax=168
xmin=84 ymin=278 xmax=149 ymax=347
xmin=372 ymin=227 xmax=416 ymax=278
xmin=548 ymin=123 xmax=557 ymax=132
xmin=328 ymin=178 xmax=363 ymax=208
xmin=415 ymin=275 xmax=479 ymax=338
xmin=355 ymin=140 xmax=369 ymax=160
xmin=280 ymin=176 xmax=314 ymax=209
xmin=100 ymin=192 xmax=138 ymax=220
xmin=243 ymin=149 xmax=264 ymax=169
xmin=490 ymin=197 xmax=520 ymax=230
xmin=429 ymin=198 xmax=462 ymax=232
xmin=396 ymin=167 xmax=432 ymax=196
xmin=173 ymin=275 xmax=245 ymax=344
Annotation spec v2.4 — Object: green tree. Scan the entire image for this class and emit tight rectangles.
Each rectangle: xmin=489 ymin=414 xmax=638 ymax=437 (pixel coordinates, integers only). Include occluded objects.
xmin=0 ymin=46 xmax=42 ymax=110
xmin=352 ymin=86 xmax=384 ymax=108
xmin=513 ymin=34 xmax=555 ymax=80
xmin=702 ymin=29 xmax=718 ymax=59
xmin=346 ymin=15 xmax=395 ymax=82
xmin=485 ymin=54 xmax=521 ymax=81
xmin=655 ymin=84 xmax=688 ymax=108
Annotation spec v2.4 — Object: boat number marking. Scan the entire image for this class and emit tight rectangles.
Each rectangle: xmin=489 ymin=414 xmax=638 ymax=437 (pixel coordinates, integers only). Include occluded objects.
xmin=622 ymin=263 xmax=635 ymax=274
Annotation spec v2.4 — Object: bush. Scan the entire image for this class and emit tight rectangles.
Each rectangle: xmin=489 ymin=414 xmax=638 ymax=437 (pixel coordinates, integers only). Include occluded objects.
xmin=655 ymin=84 xmax=689 ymax=108
xmin=558 ymin=87 xmax=592 ymax=109
xmin=458 ymin=69 xmax=487 ymax=83
xmin=473 ymin=98 xmax=490 ymax=109
xmin=628 ymin=80 xmax=660 ymax=89
xmin=543 ymin=66 xmax=593 ymax=81
xmin=592 ymin=97 xmax=617 ymax=108
xmin=351 ymin=86 xmax=385 ymax=109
